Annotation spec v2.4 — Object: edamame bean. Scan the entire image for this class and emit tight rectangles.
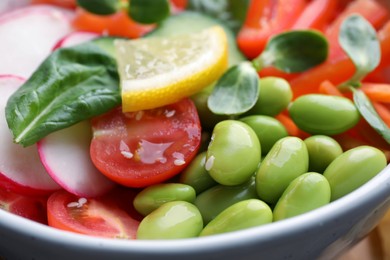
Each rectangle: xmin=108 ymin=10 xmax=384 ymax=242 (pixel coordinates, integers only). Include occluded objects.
xmin=133 ymin=183 xmax=196 ymax=216
xmin=246 ymin=77 xmax=292 ymax=116
xmin=256 ymin=136 xmax=309 ymax=204
xmin=273 ymin=172 xmax=331 ymax=221
xmin=304 ymin=135 xmax=343 ymax=173
xmin=288 ymin=94 xmax=360 ymax=135
xmin=323 ymin=146 xmax=387 ymax=201
xmin=240 ymin=115 xmax=288 ymax=155
xmin=206 ymin=120 xmax=261 ymax=186
xmin=195 ymin=177 xmax=258 ymax=224
xmin=200 ymin=199 xmax=272 ymax=236
xmin=136 ymin=201 xmax=203 ymax=239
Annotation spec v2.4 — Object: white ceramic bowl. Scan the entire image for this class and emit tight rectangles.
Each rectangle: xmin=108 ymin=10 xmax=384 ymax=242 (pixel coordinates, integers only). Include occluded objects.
xmin=0 ymin=165 xmax=390 ymax=260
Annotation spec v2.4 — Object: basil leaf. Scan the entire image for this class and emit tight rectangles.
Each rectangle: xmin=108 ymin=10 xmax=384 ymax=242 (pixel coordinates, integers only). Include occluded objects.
xmin=77 ymin=0 xmax=121 ymax=15
xmin=339 ymin=15 xmax=380 ymax=85
xmin=252 ymin=30 xmax=328 ymax=73
xmin=352 ymin=88 xmax=390 ymax=143
xmin=208 ymin=62 xmax=259 ymax=115
xmin=6 ymin=41 xmax=120 ymax=147
xmin=187 ymin=0 xmax=250 ymax=33
xmin=129 ymin=0 xmax=170 ymax=24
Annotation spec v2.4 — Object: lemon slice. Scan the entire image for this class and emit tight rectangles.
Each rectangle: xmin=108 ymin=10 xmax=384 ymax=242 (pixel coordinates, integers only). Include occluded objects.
xmin=114 ymin=26 xmax=228 ymax=112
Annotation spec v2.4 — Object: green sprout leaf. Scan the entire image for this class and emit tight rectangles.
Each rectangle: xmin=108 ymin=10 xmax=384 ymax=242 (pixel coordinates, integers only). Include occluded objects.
xmin=352 ymin=88 xmax=390 ymax=143
xmin=252 ymin=30 xmax=328 ymax=73
xmin=339 ymin=14 xmax=381 ymax=88
xmin=129 ymin=0 xmax=170 ymax=24
xmin=77 ymin=0 xmax=121 ymax=15
xmin=208 ymin=62 xmax=259 ymax=115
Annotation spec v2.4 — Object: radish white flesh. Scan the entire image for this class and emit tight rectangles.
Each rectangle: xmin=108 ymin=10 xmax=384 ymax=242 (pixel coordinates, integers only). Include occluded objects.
xmin=53 ymin=31 xmax=99 ymax=50
xmin=0 ymin=5 xmax=74 ymax=78
xmin=0 ymin=0 xmax=30 ymax=14
xmin=38 ymin=121 xmax=116 ymax=198
xmin=0 ymin=75 xmax=61 ymax=194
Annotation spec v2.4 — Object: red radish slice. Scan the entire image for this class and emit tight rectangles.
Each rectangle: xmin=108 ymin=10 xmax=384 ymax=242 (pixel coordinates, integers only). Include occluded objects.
xmin=38 ymin=121 xmax=116 ymax=198
xmin=53 ymin=31 xmax=99 ymax=50
xmin=0 ymin=0 xmax=30 ymax=14
xmin=0 ymin=75 xmax=61 ymax=195
xmin=0 ymin=5 xmax=74 ymax=78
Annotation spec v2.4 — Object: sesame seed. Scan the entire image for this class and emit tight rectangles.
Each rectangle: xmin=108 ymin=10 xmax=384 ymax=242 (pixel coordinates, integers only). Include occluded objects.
xmin=205 ymin=155 xmax=215 ymax=171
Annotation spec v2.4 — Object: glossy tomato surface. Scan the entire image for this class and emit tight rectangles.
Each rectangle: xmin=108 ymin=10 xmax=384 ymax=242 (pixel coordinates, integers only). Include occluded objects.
xmin=47 ymin=187 xmax=141 ymax=239
xmin=90 ymin=98 xmax=202 ymax=188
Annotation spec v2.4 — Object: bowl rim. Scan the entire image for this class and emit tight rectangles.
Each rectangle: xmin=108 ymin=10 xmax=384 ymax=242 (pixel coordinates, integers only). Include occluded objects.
xmin=1 ymin=164 xmax=390 ymax=254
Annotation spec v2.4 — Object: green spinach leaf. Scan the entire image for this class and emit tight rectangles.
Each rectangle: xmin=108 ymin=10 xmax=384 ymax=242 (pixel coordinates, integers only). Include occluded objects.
xmin=352 ymin=88 xmax=390 ymax=143
xmin=6 ymin=40 xmax=120 ymax=147
xmin=338 ymin=14 xmax=380 ymax=88
xmin=252 ymin=30 xmax=328 ymax=72
xmin=208 ymin=62 xmax=259 ymax=115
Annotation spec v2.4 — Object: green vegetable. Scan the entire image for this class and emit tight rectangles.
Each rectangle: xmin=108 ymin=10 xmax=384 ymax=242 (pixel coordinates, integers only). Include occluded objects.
xmin=76 ymin=0 xmax=121 ymax=15
xmin=129 ymin=0 xmax=170 ymax=24
xmin=187 ymin=0 xmax=250 ymax=33
xmin=323 ymin=146 xmax=387 ymax=201
xmin=252 ymin=30 xmax=328 ymax=73
xmin=304 ymin=135 xmax=343 ymax=173
xmin=209 ymin=30 xmax=328 ymax=116
xmin=207 ymin=62 xmax=259 ymax=115
xmin=133 ymin=183 xmax=196 ymax=216
xmin=136 ymin=201 xmax=203 ymax=239
xmin=288 ymin=94 xmax=360 ymax=135
xmin=195 ymin=177 xmax=257 ymax=224
xmin=179 ymin=152 xmax=217 ymax=194
xmin=337 ymin=15 xmax=390 ymax=144
xmin=273 ymin=172 xmax=331 ymax=221
xmin=200 ymin=199 xmax=272 ymax=236
xmin=338 ymin=15 xmax=380 ymax=88
xmin=256 ymin=136 xmax=309 ymax=205
xmin=240 ymin=115 xmax=288 ymax=155
xmin=245 ymin=76 xmax=292 ymax=117
xmin=206 ymin=120 xmax=261 ymax=186
xmin=6 ymin=40 xmax=120 ymax=146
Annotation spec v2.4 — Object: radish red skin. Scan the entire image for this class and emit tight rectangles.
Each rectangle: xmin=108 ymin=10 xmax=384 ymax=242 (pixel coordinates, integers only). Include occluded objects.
xmin=0 ymin=75 xmax=61 ymax=195
xmin=0 ymin=5 xmax=74 ymax=78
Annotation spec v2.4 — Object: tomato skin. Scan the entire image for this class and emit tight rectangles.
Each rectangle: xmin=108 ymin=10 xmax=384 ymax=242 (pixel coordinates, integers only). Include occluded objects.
xmin=90 ymin=98 xmax=202 ymax=188
xmin=47 ymin=188 xmax=141 ymax=239
xmin=237 ymin=0 xmax=307 ymax=59
xmin=0 ymin=189 xmax=48 ymax=224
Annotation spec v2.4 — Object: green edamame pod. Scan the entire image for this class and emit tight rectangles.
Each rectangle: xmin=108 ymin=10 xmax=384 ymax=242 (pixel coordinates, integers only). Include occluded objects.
xmin=304 ymin=135 xmax=343 ymax=173
xmin=206 ymin=120 xmax=261 ymax=186
xmin=240 ymin=115 xmax=288 ymax=155
xmin=323 ymin=146 xmax=387 ymax=201
xmin=256 ymin=136 xmax=309 ymax=204
xmin=137 ymin=201 xmax=203 ymax=239
xmin=273 ymin=172 xmax=331 ymax=221
xmin=246 ymin=77 xmax=292 ymax=116
xmin=200 ymin=199 xmax=272 ymax=236
xmin=195 ymin=177 xmax=258 ymax=224
xmin=133 ymin=183 xmax=196 ymax=216
xmin=179 ymin=152 xmax=217 ymax=194
xmin=288 ymin=94 xmax=360 ymax=135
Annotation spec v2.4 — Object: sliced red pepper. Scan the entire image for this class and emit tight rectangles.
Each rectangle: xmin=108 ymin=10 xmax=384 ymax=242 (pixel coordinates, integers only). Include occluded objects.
xmin=237 ymin=0 xmax=308 ymax=59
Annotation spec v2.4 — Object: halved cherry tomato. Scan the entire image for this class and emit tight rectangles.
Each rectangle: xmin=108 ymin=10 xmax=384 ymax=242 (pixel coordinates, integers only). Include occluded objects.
xmin=47 ymin=188 xmax=141 ymax=239
xmin=237 ymin=0 xmax=307 ymax=59
xmin=0 ymin=189 xmax=48 ymax=224
xmin=90 ymin=98 xmax=202 ymax=188
xmin=31 ymin=0 xmax=77 ymax=9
